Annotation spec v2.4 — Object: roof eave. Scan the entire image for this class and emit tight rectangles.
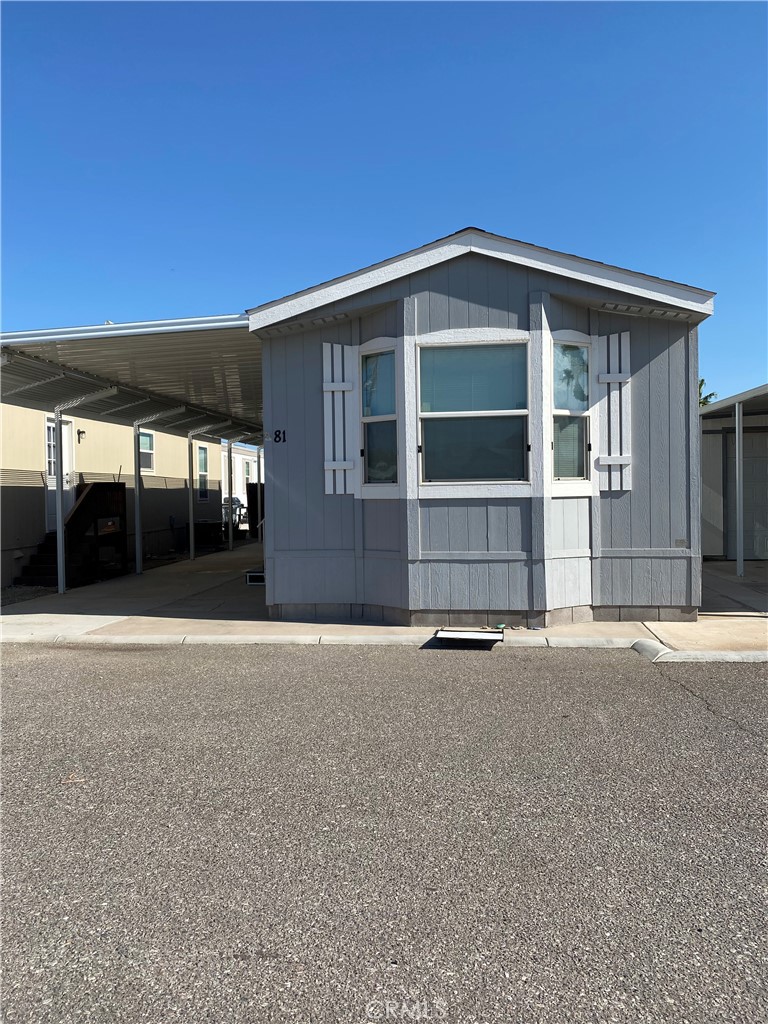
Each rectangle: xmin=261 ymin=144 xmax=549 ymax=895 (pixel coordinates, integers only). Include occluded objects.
xmin=246 ymin=228 xmax=715 ymax=332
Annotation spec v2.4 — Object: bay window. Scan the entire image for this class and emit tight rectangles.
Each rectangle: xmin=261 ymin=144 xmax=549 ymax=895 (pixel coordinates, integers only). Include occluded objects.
xmin=553 ymin=343 xmax=590 ymax=480
xmin=419 ymin=344 xmax=528 ymax=482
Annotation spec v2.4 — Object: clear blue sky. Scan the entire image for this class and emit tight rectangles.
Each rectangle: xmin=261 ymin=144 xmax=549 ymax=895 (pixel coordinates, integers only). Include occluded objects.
xmin=2 ymin=1 xmax=766 ymax=399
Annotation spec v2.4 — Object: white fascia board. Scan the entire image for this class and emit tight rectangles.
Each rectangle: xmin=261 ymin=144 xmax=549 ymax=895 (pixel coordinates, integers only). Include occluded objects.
xmin=247 ymin=230 xmax=715 ymax=332
xmin=248 ymin=240 xmax=470 ymax=331
xmin=0 ymin=313 xmax=249 ymax=347
xmin=464 ymin=232 xmax=715 ymax=315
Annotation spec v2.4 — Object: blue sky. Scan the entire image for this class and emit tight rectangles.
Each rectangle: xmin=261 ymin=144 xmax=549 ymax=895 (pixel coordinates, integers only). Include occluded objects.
xmin=2 ymin=1 xmax=766 ymax=398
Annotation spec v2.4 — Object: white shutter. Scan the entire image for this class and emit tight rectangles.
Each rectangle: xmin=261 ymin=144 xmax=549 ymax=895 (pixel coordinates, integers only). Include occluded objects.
xmin=596 ymin=331 xmax=632 ymax=491
xmin=322 ymin=342 xmax=359 ymax=495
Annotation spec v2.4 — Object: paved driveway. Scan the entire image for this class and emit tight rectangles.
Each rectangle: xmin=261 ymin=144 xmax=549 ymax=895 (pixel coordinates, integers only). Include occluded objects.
xmin=2 ymin=645 xmax=766 ymax=1023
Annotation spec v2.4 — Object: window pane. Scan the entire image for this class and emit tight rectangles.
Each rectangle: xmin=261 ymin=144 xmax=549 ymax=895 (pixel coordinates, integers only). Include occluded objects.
xmin=199 ymin=474 xmax=209 ymax=500
xmin=198 ymin=447 xmax=208 ymax=472
xmin=420 ymin=345 xmax=527 ymax=413
xmin=362 ymin=352 xmax=396 ymax=417
xmin=553 ymin=344 xmax=589 ymax=411
xmin=139 ymin=451 xmax=153 ymax=471
xmin=139 ymin=432 xmax=153 ymax=452
xmin=553 ymin=416 xmax=586 ymax=479
xmin=364 ymin=420 xmax=397 ymax=483
xmin=422 ymin=416 xmax=527 ymax=482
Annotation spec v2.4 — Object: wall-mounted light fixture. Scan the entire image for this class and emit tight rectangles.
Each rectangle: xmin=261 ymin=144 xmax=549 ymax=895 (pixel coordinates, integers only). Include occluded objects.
xmin=77 ymin=429 xmax=86 ymax=444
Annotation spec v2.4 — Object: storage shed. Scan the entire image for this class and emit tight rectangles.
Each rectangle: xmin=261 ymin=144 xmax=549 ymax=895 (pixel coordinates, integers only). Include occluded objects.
xmin=249 ymin=228 xmax=714 ymax=624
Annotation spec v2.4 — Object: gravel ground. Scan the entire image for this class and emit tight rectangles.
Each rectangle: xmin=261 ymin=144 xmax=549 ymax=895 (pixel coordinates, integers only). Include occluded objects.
xmin=1 ymin=585 xmax=57 ymax=607
xmin=2 ymin=644 xmax=766 ymax=1024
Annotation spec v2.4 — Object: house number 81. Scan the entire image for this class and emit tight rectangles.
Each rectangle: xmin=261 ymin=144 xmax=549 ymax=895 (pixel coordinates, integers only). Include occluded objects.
xmin=273 ymin=430 xmax=285 ymax=443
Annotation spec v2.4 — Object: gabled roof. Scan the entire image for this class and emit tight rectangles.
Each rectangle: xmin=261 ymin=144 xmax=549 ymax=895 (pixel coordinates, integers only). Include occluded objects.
xmin=247 ymin=227 xmax=715 ymax=331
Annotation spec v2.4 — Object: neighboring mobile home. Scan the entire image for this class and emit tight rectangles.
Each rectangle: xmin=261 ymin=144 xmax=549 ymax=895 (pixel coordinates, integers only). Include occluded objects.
xmin=0 ymin=404 xmax=224 ymax=587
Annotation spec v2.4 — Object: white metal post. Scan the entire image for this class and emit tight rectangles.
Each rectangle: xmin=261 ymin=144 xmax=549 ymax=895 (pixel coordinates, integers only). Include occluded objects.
xmin=227 ymin=440 xmax=234 ymax=551
xmin=188 ymin=437 xmax=196 ymax=561
xmin=256 ymin=445 xmax=263 ymax=542
xmin=54 ymin=409 xmax=66 ymax=594
xmin=735 ymin=401 xmax=744 ymax=577
xmin=186 ymin=421 xmax=230 ymax=562
xmin=133 ymin=424 xmax=143 ymax=574
xmin=132 ymin=407 xmax=185 ymax=574
xmin=51 ymin=385 xmax=117 ymax=594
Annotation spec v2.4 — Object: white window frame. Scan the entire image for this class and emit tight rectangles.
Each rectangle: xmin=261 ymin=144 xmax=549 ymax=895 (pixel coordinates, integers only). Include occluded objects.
xmin=138 ymin=429 xmax=155 ymax=475
xmin=551 ymin=331 xmax=595 ymax=498
xmin=359 ymin=337 xmax=404 ymax=499
xmin=197 ymin=444 xmax=209 ymax=502
xmin=414 ymin=328 xmax=532 ymax=499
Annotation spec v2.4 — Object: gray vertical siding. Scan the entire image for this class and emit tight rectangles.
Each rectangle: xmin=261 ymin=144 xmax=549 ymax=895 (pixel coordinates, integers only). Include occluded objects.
xmin=594 ymin=315 xmax=698 ymax=607
xmin=411 ymin=499 xmax=533 ymax=611
xmin=263 ymin=252 xmax=702 ymax=615
xmin=418 ymin=499 xmax=531 ymax=553
xmin=264 ymin=318 xmax=408 ymax=610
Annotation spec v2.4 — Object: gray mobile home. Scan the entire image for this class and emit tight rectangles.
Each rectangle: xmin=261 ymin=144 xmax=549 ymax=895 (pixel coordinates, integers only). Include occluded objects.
xmin=248 ymin=228 xmax=714 ymax=625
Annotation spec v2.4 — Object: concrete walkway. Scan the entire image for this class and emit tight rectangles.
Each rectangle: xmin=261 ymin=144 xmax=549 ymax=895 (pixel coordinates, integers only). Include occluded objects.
xmin=1 ymin=546 xmax=765 ymax=661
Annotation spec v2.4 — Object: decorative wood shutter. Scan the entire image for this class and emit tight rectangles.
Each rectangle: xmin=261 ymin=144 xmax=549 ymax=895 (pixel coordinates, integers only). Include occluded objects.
xmin=596 ymin=332 xmax=632 ymax=491
xmin=322 ymin=343 xmax=359 ymax=495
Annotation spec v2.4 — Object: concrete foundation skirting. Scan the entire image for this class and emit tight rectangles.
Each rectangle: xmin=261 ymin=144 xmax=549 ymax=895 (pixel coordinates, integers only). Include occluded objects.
xmin=593 ymin=606 xmax=698 ymax=623
xmin=269 ymin=603 xmax=411 ymax=626
xmin=269 ymin=604 xmax=701 ymax=627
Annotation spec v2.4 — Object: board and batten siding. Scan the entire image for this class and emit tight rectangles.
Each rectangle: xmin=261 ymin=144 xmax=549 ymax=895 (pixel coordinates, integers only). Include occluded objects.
xmin=593 ymin=313 xmax=699 ymax=609
xmin=263 ymin=321 xmax=408 ymax=609
xmin=262 ymin=251 xmax=702 ymax=615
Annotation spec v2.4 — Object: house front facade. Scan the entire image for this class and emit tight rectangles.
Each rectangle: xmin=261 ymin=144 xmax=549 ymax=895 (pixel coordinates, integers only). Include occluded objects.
xmin=249 ymin=229 xmax=714 ymax=625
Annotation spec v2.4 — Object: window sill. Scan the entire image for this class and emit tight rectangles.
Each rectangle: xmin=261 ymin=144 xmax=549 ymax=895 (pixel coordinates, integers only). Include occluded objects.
xmin=361 ymin=483 xmax=402 ymax=500
xmin=552 ymin=481 xmax=593 ymax=497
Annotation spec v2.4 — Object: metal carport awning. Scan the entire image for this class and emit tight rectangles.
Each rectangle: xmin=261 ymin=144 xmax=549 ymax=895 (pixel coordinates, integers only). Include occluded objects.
xmin=701 ymin=383 xmax=768 ymax=578
xmin=1 ymin=314 xmax=264 ymax=591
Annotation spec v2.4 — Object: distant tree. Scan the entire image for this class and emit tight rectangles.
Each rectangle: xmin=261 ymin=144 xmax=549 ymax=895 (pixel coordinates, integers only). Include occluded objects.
xmin=699 ymin=378 xmax=717 ymax=406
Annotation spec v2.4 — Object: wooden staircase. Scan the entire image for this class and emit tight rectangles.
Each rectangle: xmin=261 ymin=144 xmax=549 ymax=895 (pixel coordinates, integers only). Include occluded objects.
xmin=13 ymin=482 xmax=129 ymax=589
xmin=14 ymin=533 xmax=60 ymax=587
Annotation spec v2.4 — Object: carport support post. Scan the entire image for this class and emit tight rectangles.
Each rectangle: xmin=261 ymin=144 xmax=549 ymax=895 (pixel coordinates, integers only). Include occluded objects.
xmin=227 ymin=440 xmax=234 ymax=552
xmin=133 ymin=407 xmax=185 ymax=574
xmin=735 ymin=400 xmax=744 ymax=577
xmin=188 ymin=437 xmax=196 ymax=561
xmin=51 ymin=385 xmax=117 ymax=594
xmin=54 ymin=409 xmax=66 ymax=594
xmin=133 ymin=425 xmax=144 ymax=574
xmin=186 ymin=421 xmax=231 ymax=562
xmin=256 ymin=446 xmax=263 ymax=542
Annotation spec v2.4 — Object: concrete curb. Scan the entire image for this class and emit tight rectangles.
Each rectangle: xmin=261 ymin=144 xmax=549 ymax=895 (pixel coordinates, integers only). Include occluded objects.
xmin=318 ymin=634 xmax=432 ymax=645
xmin=1 ymin=633 xmax=764 ymax=661
xmin=654 ymin=649 xmax=768 ymax=663
xmin=631 ymin=639 xmax=672 ymax=662
xmin=182 ymin=634 xmax=321 ymax=645
xmin=545 ymin=637 xmax=635 ymax=649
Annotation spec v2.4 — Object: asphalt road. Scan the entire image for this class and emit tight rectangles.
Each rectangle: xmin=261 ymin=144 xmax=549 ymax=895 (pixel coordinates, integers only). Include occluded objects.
xmin=2 ymin=644 xmax=766 ymax=1024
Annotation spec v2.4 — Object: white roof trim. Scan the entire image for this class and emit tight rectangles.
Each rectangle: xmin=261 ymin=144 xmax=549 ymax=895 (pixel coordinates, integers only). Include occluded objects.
xmin=1 ymin=313 xmax=248 ymax=346
xmin=700 ymin=383 xmax=768 ymax=416
xmin=247 ymin=228 xmax=715 ymax=331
